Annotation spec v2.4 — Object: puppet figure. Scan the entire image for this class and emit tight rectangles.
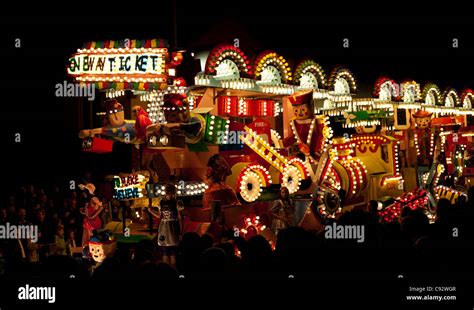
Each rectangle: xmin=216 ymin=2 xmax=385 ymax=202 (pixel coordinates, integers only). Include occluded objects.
xmin=413 ymin=110 xmax=435 ymax=166
xmin=79 ymin=99 xmax=151 ymax=144
xmin=146 ymin=93 xmax=206 ymax=146
xmin=412 ymin=110 xmax=438 ymax=187
xmin=88 ymin=229 xmax=117 ymax=264
xmin=132 ymin=105 xmax=153 ymax=144
xmin=283 ymin=91 xmax=325 ymax=161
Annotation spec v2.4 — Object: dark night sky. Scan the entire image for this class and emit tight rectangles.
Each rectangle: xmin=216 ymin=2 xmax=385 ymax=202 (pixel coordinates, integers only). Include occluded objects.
xmin=1 ymin=9 xmax=474 ymax=194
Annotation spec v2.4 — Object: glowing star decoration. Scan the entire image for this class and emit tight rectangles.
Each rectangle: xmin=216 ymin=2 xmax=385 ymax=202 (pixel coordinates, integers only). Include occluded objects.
xmin=88 ymin=230 xmax=117 ymax=264
xmin=113 ymin=173 xmax=149 ymax=200
xmin=67 ymin=40 xmax=169 ymax=86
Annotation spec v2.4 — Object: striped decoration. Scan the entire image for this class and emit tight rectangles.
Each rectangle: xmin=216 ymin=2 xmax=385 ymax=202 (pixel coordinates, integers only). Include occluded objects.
xmin=83 ymin=39 xmax=168 ymax=49
xmin=96 ymin=82 xmax=162 ymax=91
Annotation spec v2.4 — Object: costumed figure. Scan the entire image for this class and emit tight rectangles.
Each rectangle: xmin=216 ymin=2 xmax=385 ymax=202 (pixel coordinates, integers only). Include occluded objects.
xmin=412 ymin=110 xmax=442 ymax=211
xmin=132 ymin=105 xmax=153 ymax=143
xmin=202 ymin=154 xmax=241 ymax=210
xmin=412 ymin=110 xmax=437 ymax=186
xmin=283 ymin=91 xmax=323 ymax=159
xmin=79 ymin=99 xmax=151 ymax=144
xmin=270 ymin=187 xmax=295 ymax=235
xmin=79 ymin=183 xmax=104 ymax=250
xmin=147 ymin=183 xmax=183 ymax=266
xmin=146 ymin=93 xmax=206 ymax=146
xmin=283 ymin=91 xmax=328 ymax=183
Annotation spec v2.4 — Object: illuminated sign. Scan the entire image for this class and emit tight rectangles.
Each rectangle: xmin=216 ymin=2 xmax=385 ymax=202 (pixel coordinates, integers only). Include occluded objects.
xmin=67 ymin=47 xmax=168 ymax=83
xmin=113 ymin=173 xmax=148 ymax=200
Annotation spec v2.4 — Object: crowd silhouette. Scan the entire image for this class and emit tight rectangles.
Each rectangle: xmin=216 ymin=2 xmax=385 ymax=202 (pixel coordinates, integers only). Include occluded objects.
xmin=2 ymin=182 xmax=474 ymax=281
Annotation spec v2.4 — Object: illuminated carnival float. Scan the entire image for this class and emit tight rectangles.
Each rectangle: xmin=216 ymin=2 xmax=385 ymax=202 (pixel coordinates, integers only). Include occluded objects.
xmin=68 ymin=39 xmax=474 ymax=241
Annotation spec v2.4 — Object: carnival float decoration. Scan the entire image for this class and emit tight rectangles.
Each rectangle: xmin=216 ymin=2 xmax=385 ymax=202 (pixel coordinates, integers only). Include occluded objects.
xmin=69 ymin=39 xmax=474 ymax=237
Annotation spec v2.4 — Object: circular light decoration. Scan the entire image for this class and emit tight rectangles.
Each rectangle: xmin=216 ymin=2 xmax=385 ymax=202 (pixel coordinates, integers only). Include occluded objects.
xmin=239 ymin=171 xmax=262 ymax=202
xmin=205 ymin=44 xmax=251 ymax=77
xmin=260 ymin=66 xmax=282 ymax=84
xmin=237 ymin=164 xmax=271 ymax=203
xmin=442 ymin=88 xmax=460 ymax=108
xmin=280 ymin=165 xmax=302 ymax=194
xmin=400 ymin=80 xmax=421 ymax=103
xmin=254 ymin=51 xmax=292 ymax=84
xmin=286 ymin=157 xmax=310 ymax=180
xmin=159 ymin=135 xmax=169 ymax=146
xmin=214 ymin=59 xmax=240 ymax=80
xmin=373 ymin=77 xmax=399 ymax=101
xmin=460 ymin=89 xmax=474 ymax=109
xmin=421 ymin=83 xmax=442 ymax=106
xmin=293 ymin=59 xmax=326 ymax=89
xmin=328 ymin=66 xmax=357 ymax=94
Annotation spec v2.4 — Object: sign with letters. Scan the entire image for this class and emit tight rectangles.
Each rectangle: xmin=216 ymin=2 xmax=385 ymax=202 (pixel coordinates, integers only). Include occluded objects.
xmin=67 ymin=46 xmax=168 ymax=83
xmin=113 ymin=173 xmax=149 ymax=200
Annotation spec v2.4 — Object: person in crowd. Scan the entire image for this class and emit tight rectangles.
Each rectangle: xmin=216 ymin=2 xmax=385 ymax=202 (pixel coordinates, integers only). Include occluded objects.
xmin=34 ymin=208 xmax=55 ymax=259
xmin=65 ymin=229 xmax=78 ymax=256
xmin=54 ymin=224 xmax=67 ymax=256
xmin=100 ymin=197 xmax=112 ymax=226
xmin=0 ymin=207 xmax=7 ymax=225
xmin=16 ymin=207 xmax=28 ymax=225
xmin=7 ymin=203 xmax=16 ymax=223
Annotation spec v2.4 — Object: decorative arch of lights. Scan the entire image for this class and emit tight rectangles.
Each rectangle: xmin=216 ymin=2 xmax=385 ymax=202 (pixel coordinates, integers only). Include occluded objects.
xmin=293 ymin=59 xmax=326 ymax=90
xmin=400 ymin=81 xmax=421 ymax=103
xmin=442 ymin=88 xmax=460 ymax=108
xmin=374 ymin=77 xmax=398 ymax=101
xmin=460 ymin=89 xmax=474 ymax=109
xmin=422 ymin=83 xmax=442 ymax=106
xmin=205 ymin=44 xmax=251 ymax=77
xmin=254 ymin=51 xmax=292 ymax=84
xmin=328 ymin=66 xmax=357 ymax=95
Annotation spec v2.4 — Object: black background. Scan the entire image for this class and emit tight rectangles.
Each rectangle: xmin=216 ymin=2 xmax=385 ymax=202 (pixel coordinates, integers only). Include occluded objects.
xmin=1 ymin=6 xmax=474 ymax=308
xmin=2 ymin=11 xmax=474 ymax=192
